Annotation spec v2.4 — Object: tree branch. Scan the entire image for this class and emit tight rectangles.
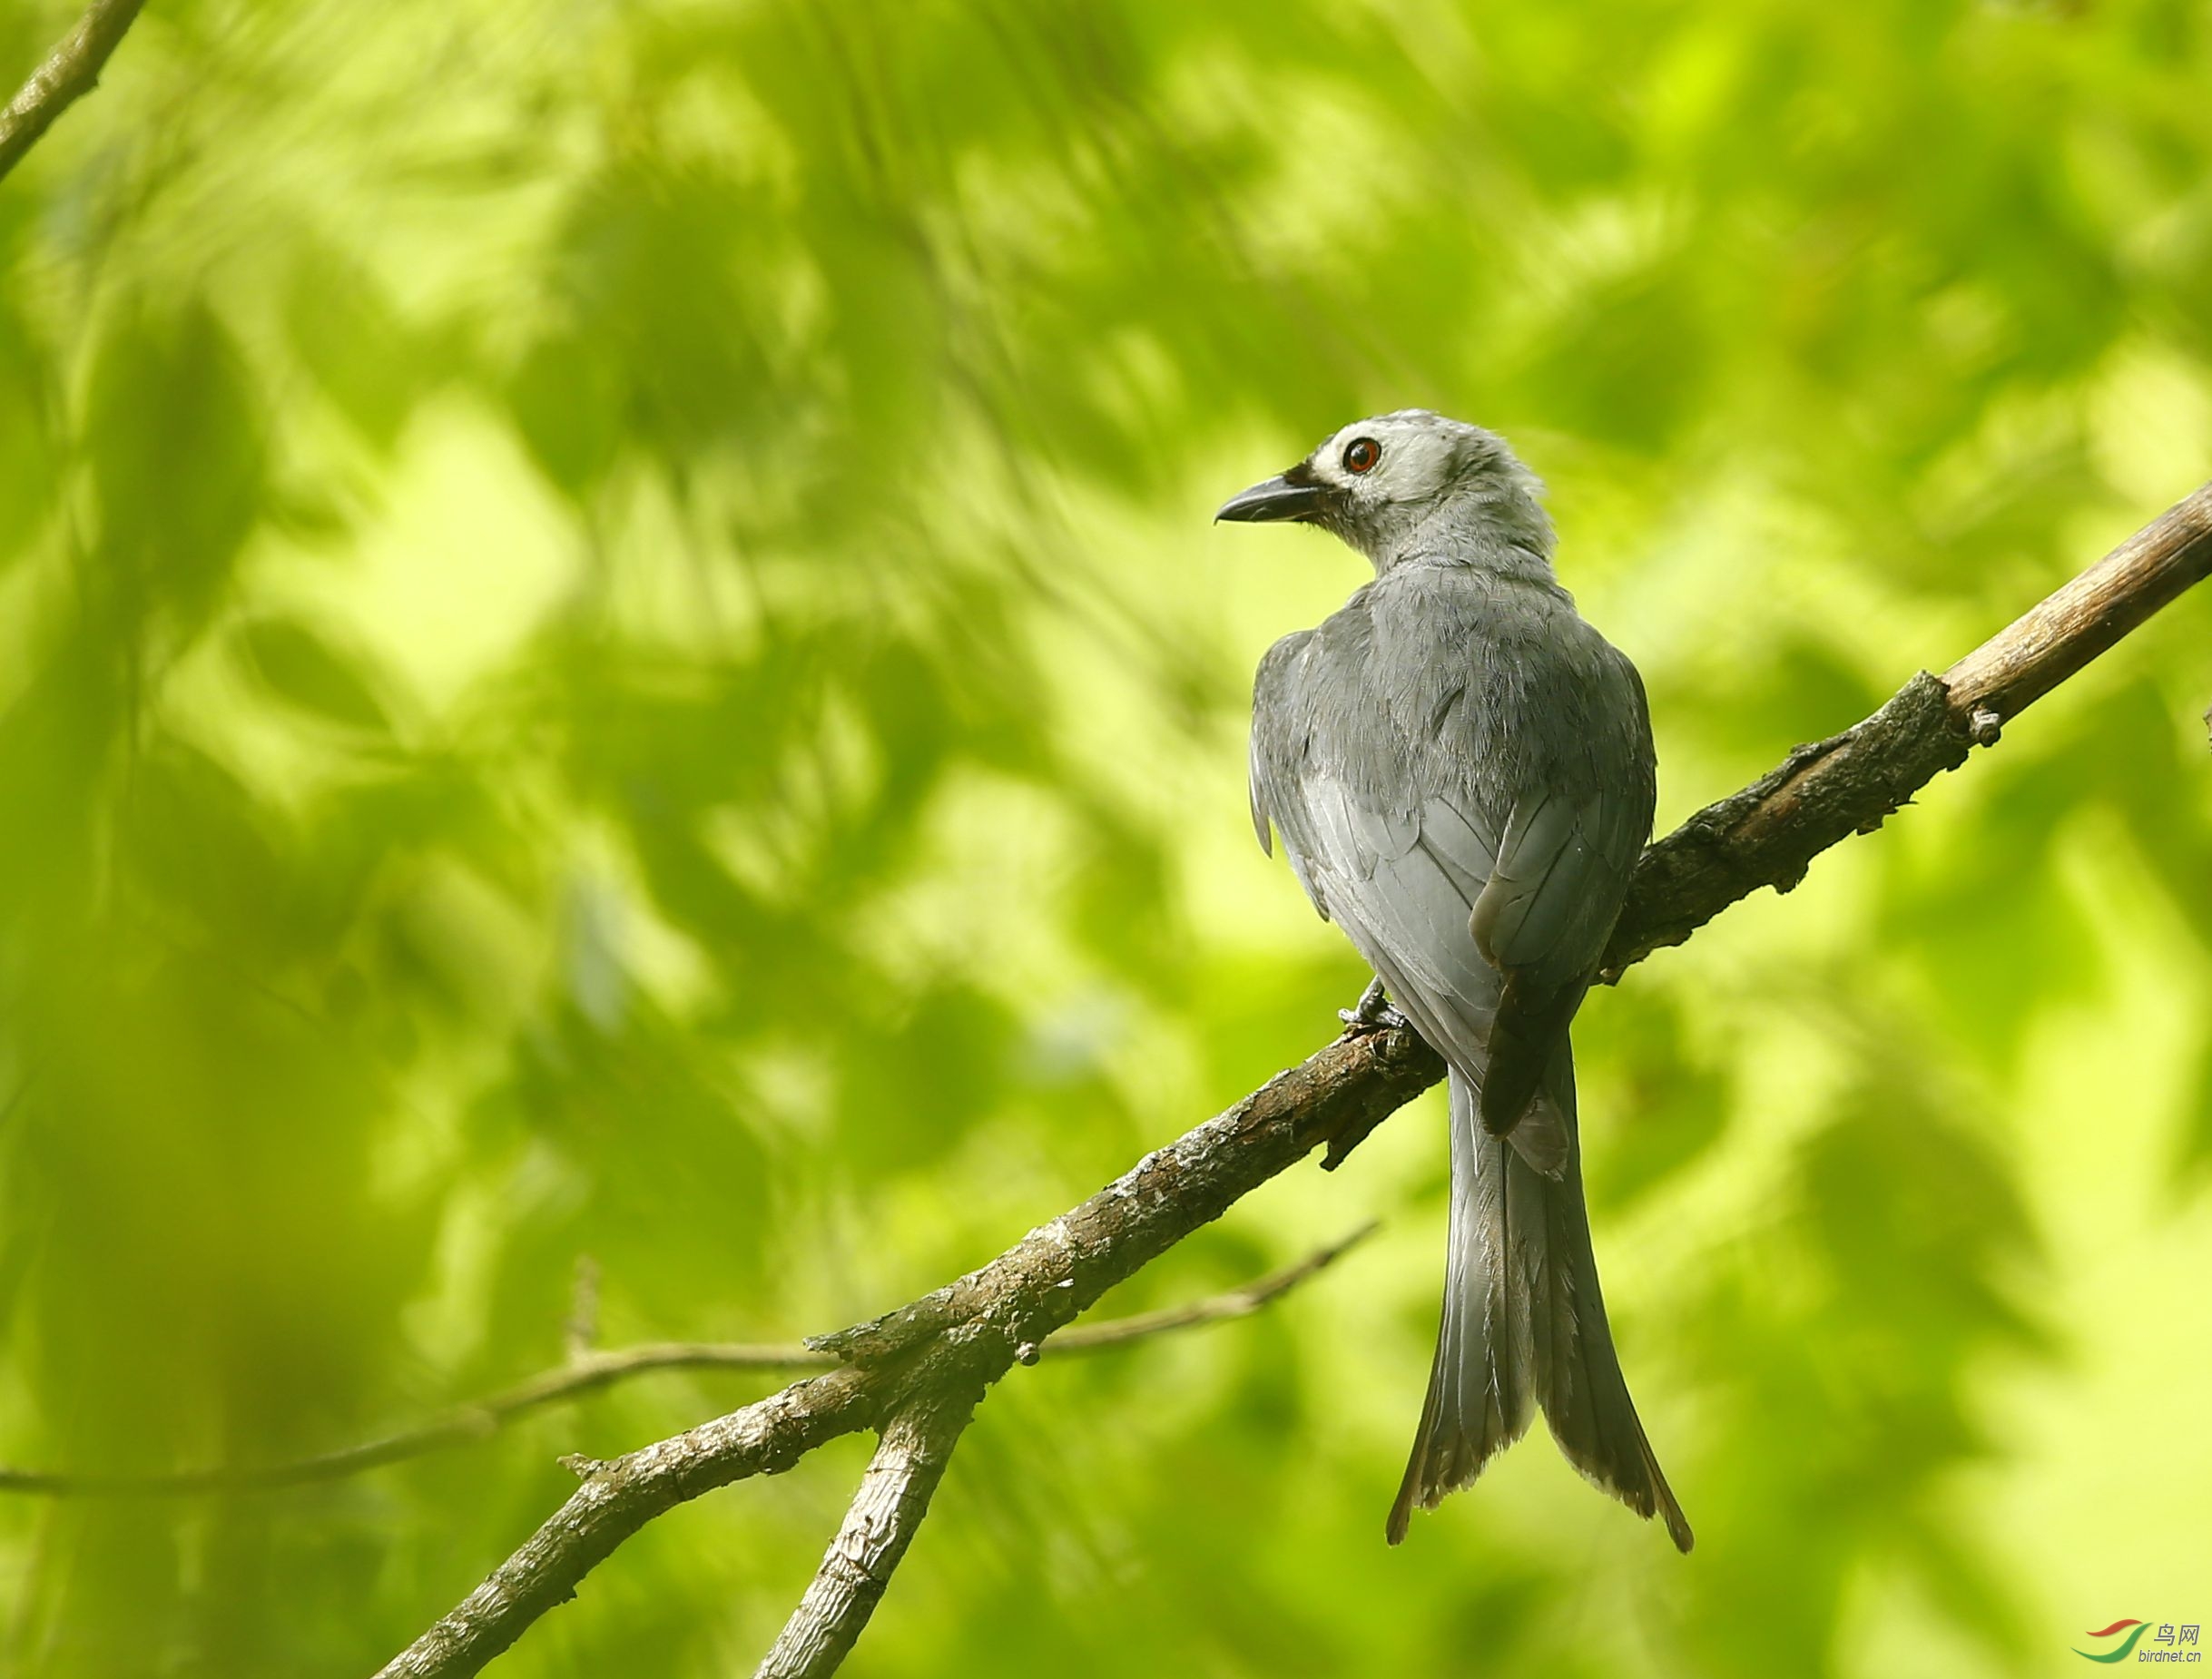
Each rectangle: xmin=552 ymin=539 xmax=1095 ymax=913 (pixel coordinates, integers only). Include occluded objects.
xmin=376 ymin=1367 xmax=880 ymax=1679
xmin=753 ymin=1392 xmax=974 ymax=1679
xmin=375 ymin=1026 xmax=1433 ymax=1679
xmin=0 ymin=0 xmax=148 ymax=185
xmin=742 ymin=1220 xmax=1381 ymax=1679
xmin=1942 ymin=485 xmax=2212 ymax=722
xmin=0 ymin=1228 xmax=1375 ymax=1497
xmin=378 ymin=481 xmax=2212 ymax=1679
xmin=1599 ymin=481 xmax=2212 ymax=974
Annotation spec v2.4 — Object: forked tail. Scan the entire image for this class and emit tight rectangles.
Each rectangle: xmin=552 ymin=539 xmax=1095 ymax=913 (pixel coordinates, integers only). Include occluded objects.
xmin=1387 ymin=1061 xmax=1693 ymax=1551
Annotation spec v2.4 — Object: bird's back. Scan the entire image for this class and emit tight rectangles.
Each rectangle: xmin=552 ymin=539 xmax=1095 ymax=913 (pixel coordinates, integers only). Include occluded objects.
xmin=1253 ymin=560 xmax=1655 ymax=973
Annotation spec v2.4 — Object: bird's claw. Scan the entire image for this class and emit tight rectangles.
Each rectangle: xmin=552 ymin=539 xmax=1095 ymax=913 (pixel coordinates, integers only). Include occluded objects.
xmin=1339 ymin=977 xmax=1408 ymax=1033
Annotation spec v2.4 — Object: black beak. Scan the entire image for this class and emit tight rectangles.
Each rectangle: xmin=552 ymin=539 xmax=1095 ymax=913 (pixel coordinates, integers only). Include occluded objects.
xmin=1214 ymin=467 xmax=1324 ymax=525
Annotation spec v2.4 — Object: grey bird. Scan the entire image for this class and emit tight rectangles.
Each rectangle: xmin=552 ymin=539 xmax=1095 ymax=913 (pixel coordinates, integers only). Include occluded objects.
xmin=1219 ymin=410 xmax=1692 ymax=1552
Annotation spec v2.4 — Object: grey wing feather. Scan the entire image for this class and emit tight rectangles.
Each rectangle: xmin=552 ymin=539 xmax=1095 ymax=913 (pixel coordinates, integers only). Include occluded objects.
xmin=1251 ymin=619 xmax=1568 ymax=1170
xmin=1469 ymin=639 xmax=1653 ymax=986
xmin=1249 ymin=630 xmax=1308 ymax=864
xmin=1285 ymin=781 xmax=1511 ymax=1095
xmin=1471 ymin=780 xmax=1642 ymax=986
xmin=1467 ymin=639 xmax=1654 ymax=1135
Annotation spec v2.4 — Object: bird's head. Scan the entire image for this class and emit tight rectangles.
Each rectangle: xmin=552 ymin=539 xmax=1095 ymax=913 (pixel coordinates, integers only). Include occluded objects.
xmin=1214 ymin=409 xmax=1554 ymax=576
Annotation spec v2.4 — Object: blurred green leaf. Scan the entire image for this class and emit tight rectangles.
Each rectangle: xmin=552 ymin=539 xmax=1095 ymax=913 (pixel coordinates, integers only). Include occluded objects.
xmin=0 ymin=299 xmax=56 ymax=572
xmin=234 ymin=615 xmax=395 ymax=735
xmin=84 ymin=301 xmax=264 ymax=625
xmin=285 ymin=240 xmax=422 ymax=453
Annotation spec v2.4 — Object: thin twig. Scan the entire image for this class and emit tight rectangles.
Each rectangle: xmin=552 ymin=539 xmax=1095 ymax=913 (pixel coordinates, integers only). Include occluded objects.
xmin=564 ymin=1255 xmax=601 ymax=1364
xmin=1046 ymin=1216 xmax=1378 ymax=1354
xmin=0 ymin=1344 xmax=834 ymax=1497
xmin=0 ymin=0 xmax=149 ymax=184
xmin=377 ymin=482 xmax=2212 ymax=1679
xmin=0 ymin=1227 xmax=1377 ymax=1497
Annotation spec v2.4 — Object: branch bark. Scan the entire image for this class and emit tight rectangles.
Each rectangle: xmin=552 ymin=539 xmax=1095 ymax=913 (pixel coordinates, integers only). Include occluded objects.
xmin=754 ymin=1392 xmax=974 ymax=1679
xmin=0 ymin=0 xmax=148 ymax=185
xmin=377 ymin=1368 xmax=879 ymax=1679
xmin=1599 ymin=480 xmax=2212 ymax=974
xmin=378 ymin=481 xmax=2212 ymax=1679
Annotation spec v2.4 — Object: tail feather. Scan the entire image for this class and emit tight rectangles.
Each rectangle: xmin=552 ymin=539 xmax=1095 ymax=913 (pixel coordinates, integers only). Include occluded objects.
xmin=1388 ymin=1061 xmax=1692 ymax=1552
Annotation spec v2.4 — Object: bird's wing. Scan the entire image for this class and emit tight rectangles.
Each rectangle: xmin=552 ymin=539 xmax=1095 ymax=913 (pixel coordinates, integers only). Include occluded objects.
xmin=1466 ymin=642 xmax=1655 ymax=1133
xmin=1252 ymin=623 xmax=1567 ymax=1174
xmin=1470 ymin=776 xmax=1644 ymax=986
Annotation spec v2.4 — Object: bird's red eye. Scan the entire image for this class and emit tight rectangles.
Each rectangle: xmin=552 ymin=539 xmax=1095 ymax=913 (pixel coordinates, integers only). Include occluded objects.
xmin=1342 ymin=437 xmax=1381 ymax=474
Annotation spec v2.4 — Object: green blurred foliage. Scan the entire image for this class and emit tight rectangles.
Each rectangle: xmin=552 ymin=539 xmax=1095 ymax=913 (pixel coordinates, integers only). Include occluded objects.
xmin=1 ymin=1 xmax=2209 ymax=1675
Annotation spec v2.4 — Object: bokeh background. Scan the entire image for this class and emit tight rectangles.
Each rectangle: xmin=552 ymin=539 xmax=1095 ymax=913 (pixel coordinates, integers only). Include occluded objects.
xmin=1 ymin=1 xmax=2209 ymax=1674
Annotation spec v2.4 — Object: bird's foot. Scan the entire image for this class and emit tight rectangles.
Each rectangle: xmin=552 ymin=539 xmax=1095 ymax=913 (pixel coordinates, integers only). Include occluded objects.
xmin=1339 ymin=976 xmax=1408 ymax=1033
